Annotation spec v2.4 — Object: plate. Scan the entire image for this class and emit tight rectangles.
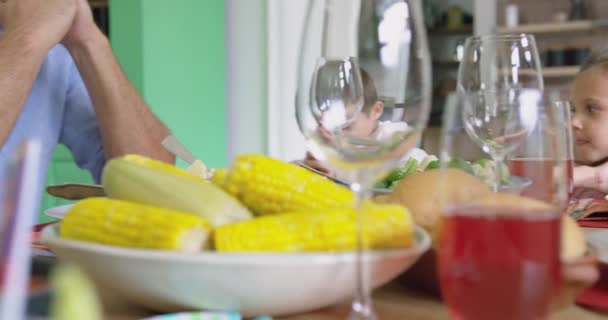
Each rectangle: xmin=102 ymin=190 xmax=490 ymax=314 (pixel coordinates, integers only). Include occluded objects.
xmin=42 ymin=224 xmax=431 ymax=317
xmin=44 ymin=204 xmax=74 ymax=220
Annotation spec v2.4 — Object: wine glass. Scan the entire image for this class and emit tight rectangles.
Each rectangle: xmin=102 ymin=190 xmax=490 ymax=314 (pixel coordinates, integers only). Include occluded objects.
xmin=437 ymin=90 xmax=568 ymax=320
xmin=458 ymin=33 xmax=544 ymax=191
xmin=296 ymin=1 xmax=431 ymax=319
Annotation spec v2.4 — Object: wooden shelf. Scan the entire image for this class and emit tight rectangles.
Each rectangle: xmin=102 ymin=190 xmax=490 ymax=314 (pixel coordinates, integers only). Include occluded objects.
xmin=543 ymin=66 xmax=580 ymax=78
xmin=428 ymin=27 xmax=472 ymax=35
xmin=497 ymin=20 xmax=608 ymax=35
xmin=517 ymin=66 xmax=580 ymax=78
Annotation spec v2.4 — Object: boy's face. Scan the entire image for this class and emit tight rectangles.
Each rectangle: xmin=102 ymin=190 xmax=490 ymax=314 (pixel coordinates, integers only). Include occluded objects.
xmin=571 ymin=67 xmax=608 ymax=165
xmin=342 ymin=101 xmax=384 ymax=138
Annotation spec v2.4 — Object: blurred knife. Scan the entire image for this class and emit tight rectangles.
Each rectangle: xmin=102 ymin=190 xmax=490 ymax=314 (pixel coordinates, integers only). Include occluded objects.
xmin=161 ymin=135 xmax=196 ymax=164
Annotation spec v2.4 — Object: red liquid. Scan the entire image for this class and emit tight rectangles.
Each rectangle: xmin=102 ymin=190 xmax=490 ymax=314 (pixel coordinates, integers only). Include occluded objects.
xmin=508 ymin=158 xmax=573 ymax=202
xmin=438 ymin=207 xmax=561 ymax=320
xmin=566 ymin=159 xmax=574 ymax=199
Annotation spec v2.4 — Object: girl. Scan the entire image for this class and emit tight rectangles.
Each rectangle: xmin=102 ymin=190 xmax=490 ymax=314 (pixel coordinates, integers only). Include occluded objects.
xmin=572 ymin=49 xmax=608 ymax=199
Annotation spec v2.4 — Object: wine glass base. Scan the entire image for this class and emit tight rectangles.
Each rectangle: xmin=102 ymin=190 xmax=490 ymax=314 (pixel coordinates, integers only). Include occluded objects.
xmin=348 ymin=301 xmax=378 ymax=320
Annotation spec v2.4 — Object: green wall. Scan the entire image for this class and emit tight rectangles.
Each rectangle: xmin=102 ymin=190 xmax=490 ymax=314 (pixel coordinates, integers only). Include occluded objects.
xmin=110 ymin=0 xmax=228 ymax=168
xmin=39 ymin=1 xmax=227 ymax=223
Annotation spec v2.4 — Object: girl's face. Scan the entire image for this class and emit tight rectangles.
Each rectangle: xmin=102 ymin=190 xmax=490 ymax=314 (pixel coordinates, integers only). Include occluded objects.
xmin=571 ymin=67 xmax=608 ymax=165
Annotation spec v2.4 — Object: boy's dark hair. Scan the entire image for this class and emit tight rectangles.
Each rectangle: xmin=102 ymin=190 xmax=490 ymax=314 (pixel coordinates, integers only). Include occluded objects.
xmin=360 ymin=68 xmax=379 ymax=114
xmin=580 ymin=48 xmax=608 ymax=73
xmin=314 ymin=63 xmax=379 ymax=113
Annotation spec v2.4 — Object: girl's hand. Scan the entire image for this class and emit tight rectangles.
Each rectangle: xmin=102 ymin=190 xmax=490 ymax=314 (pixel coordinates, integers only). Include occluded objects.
xmin=574 ymin=164 xmax=608 ymax=193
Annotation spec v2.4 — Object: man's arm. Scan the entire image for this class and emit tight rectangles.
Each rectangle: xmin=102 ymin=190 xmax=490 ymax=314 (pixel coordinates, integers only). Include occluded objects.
xmin=63 ymin=0 xmax=173 ymax=163
xmin=0 ymin=0 xmax=77 ymax=148
xmin=0 ymin=33 xmax=47 ymax=147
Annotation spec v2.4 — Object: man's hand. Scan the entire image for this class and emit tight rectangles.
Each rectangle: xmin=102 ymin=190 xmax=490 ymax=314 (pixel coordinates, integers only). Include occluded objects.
xmin=0 ymin=0 xmax=77 ymax=51
xmin=62 ymin=0 xmax=103 ymax=49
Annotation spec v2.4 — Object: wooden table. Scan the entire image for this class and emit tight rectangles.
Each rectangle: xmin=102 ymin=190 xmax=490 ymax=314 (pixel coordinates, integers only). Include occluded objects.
xmin=105 ymin=281 xmax=606 ymax=320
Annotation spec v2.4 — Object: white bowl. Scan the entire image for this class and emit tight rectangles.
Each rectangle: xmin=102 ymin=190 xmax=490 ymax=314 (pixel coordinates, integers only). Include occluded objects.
xmin=42 ymin=224 xmax=430 ymax=317
xmin=44 ymin=204 xmax=74 ymax=220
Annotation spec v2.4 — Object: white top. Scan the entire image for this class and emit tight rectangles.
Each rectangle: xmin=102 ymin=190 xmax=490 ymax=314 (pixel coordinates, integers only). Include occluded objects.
xmin=331 ymin=121 xmax=429 ymax=182
xmin=373 ymin=121 xmax=428 ymax=165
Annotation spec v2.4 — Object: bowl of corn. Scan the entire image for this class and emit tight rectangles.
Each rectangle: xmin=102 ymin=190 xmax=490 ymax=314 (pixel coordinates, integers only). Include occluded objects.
xmin=43 ymin=223 xmax=430 ymax=317
xmin=42 ymin=154 xmax=431 ymax=317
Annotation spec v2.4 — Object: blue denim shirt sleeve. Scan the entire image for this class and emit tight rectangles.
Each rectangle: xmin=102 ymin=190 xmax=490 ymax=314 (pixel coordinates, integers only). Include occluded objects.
xmin=58 ymin=62 xmax=106 ymax=183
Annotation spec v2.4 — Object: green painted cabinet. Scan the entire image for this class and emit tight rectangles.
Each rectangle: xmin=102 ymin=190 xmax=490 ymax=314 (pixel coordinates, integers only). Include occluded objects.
xmin=40 ymin=0 xmax=227 ymax=223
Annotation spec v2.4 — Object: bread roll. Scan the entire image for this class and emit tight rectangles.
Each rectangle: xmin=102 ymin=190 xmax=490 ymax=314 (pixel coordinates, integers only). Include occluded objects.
xmin=377 ymin=168 xmax=491 ymax=241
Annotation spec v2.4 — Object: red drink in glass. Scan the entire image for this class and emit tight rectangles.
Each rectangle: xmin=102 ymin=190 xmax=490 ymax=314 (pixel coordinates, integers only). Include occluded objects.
xmin=508 ymin=158 xmax=573 ymax=202
xmin=438 ymin=205 xmax=561 ymax=320
xmin=508 ymin=158 xmax=554 ymax=201
xmin=565 ymin=159 xmax=574 ymax=200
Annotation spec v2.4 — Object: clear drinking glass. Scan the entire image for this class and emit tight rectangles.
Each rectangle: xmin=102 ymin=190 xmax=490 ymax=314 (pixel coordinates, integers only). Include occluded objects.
xmin=437 ymin=90 xmax=567 ymax=320
xmin=458 ymin=33 xmax=544 ymax=191
xmin=295 ymin=1 xmax=431 ymax=319
xmin=552 ymin=100 xmax=575 ymax=201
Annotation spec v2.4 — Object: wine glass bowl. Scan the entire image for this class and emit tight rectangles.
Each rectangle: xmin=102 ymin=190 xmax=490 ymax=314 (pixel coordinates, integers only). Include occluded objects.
xmin=462 ymin=89 xmax=539 ymax=159
xmin=457 ymin=33 xmax=544 ymax=191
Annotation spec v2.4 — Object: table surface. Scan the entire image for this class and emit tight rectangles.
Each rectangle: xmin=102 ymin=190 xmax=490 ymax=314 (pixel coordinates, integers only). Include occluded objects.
xmin=104 ymin=281 xmax=607 ymax=320
xmin=102 ymin=227 xmax=608 ymax=320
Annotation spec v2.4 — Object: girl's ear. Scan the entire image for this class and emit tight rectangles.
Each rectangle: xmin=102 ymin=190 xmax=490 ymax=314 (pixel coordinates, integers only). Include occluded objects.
xmin=369 ymin=101 xmax=384 ymax=120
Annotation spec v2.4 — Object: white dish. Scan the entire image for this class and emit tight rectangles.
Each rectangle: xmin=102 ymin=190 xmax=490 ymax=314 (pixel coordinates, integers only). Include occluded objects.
xmin=586 ymin=230 xmax=608 ymax=263
xmin=43 ymin=204 xmax=74 ymax=220
xmin=42 ymin=224 xmax=431 ymax=317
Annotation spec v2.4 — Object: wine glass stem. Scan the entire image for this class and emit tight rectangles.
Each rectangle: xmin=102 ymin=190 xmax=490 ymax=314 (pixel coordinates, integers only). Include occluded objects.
xmin=350 ymin=179 xmax=376 ymax=320
xmin=493 ymin=156 xmax=505 ymax=192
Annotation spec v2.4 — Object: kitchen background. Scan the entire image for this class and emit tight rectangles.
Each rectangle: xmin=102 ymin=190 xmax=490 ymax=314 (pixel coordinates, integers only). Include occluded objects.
xmin=42 ymin=0 xmax=608 ymax=222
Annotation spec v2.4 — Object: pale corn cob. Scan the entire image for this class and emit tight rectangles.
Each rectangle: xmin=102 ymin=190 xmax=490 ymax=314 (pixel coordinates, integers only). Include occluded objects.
xmin=60 ymin=198 xmax=211 ymax=252
xmin=216 ymin=154 xmax=354 ymax=215
xmin=214 ymin=202 xmax=414 ymax=252
xmin=102 ymin=154 xmax=253 ymax=226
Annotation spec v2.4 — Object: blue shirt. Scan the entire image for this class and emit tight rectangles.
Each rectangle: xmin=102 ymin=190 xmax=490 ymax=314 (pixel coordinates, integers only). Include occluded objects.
xmin=0 ymin=45 xmax=105 ymax=186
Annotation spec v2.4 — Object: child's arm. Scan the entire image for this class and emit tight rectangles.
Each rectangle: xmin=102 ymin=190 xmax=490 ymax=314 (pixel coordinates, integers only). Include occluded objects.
xmin=573 ymin=163 xmax=608 ymax=192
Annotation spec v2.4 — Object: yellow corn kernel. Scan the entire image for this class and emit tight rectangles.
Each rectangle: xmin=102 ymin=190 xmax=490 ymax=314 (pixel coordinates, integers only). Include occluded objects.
xmin=217 ymin=154 xmax=354 ymax=215
xmin=60 ymin=198 xmax=211 ymax=252
xmin=214 ymin=202 xmax=414 ymax=252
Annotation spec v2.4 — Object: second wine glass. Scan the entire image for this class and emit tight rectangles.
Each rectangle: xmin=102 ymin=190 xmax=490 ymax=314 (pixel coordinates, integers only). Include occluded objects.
xmin=458 ymin=33 xmax=544 ymax=191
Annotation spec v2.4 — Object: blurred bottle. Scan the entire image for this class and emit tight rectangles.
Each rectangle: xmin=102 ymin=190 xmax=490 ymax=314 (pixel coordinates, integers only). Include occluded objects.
xmin=505 ymin=4 xmax=519 ymax=28
xmin=569 ymin=0 xmax=587 ymax=20
xmin=446 ymin=1 xmax=464 ymax=30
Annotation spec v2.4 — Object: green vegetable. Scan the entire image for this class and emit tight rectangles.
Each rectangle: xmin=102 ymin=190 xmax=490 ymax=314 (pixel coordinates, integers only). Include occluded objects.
xmin=425 ymin=160 xmax=440 ymax=170
xmin=377 ymin=158 xmax=419 ymax=189
xmin=447 ymin=159 xmax=474 ymax=175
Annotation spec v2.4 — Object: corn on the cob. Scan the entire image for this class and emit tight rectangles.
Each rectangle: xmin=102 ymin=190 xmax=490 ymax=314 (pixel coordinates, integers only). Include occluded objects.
xmin=214 ymin=202 xmax=414 ymax=252
xmin=215 ymin=154 xmax=354 ymax=215
xmin=60 ymin=198 xmax=211 ymax=252
xmin=102 ymin=155 xmax=253 ymax=227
